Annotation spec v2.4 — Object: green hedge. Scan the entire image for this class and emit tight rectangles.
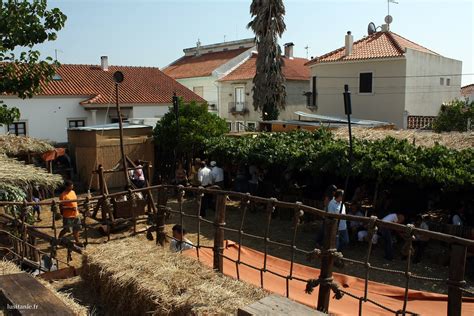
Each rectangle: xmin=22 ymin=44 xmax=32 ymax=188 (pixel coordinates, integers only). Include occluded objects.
xmin=204 ymin=130 xmax=474 ymax=190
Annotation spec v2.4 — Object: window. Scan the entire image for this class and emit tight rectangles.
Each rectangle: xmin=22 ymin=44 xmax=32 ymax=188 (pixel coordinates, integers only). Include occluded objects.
xmin=234 ymin=87 xmax=245 ymax=111
xmin=226 ymin=121 xmax=233 ymax=132
xmin=111 ymin=117 xmax=127 ymax=123
xmin=311 ymin=76 xmax=317 ymax=106
xmin=247 ymin=122 xmax=257 ymax=131
xmin=440 ymin=78 xmax=445 ymax=85
xmin=8 ymin=122 xmax=27 ymax=136
xmin=193 ymin=86 xmax=204 ymax=97
xmin=359 ymin=72 xmax=373 ymax=93
xmin=68 ymin=119 xmax=85 ymax=128
xmin=446 ymin=78 xmax=451 ymax=86
xmin=235 ymin=121 xmax=245 ymax=132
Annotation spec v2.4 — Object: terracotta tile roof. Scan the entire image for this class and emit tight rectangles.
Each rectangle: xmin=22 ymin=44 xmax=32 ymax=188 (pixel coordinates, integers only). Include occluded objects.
xmin=36 ymin=64 xmax=205 ymax=105
xmin=461 ymin=84 xmax=474 ymax=97
xmin=220 ymin=54 xmax=310 ymax=82
xmin=306 ymin=31 xmax=439 ymax=66
xmin=163 ymin=48 xmax=250 ymax=79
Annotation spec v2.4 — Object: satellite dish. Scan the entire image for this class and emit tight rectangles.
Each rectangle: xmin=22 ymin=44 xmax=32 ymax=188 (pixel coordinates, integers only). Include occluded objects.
xmin=368 ymin=22 xmax=376 ymax=35
xmin=385 ymin=15 xmax=393 ymax=25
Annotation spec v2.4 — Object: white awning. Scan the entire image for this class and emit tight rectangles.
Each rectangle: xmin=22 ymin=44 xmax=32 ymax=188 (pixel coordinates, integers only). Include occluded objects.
xmin=294 ymin=111 xmax=390 ymax=126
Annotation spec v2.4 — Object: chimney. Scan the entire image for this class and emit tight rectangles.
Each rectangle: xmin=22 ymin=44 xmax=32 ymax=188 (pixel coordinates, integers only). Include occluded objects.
xmin=100 ymin=56 xmax=108 ymax=71
xmin=284 ymin=42 xmax=294 ymax=59
xmin=344 ymin=31 xmax=353 ymax=57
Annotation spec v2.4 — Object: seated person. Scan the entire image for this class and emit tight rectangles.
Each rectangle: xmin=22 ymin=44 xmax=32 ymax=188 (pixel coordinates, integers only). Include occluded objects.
xmin=169 ymin=224 xmax=194 ymax=252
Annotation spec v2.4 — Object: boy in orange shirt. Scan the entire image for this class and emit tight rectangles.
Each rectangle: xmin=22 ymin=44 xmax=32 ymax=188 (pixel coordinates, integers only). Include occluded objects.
xmin=58 ymin=180 xmax=82 ymax=246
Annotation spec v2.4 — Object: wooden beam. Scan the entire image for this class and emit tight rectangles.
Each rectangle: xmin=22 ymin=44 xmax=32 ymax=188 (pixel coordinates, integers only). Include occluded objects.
xmin=0 ymin=273 xmax=73 ymax=315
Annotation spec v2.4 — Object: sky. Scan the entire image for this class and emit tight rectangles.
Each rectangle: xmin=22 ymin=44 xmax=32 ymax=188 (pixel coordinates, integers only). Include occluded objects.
xmin=37 ymin=0 xmax=474 ymax=85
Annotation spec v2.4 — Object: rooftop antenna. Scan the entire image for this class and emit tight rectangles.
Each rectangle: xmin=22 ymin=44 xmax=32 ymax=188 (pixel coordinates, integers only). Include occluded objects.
xmin=304 ymin=45 xmax=310 ymax=59
xmin=387 ymin=0 xmax=398 ymax=30
xmin=224 ymin=35 xmax=226 ymax=43
xmin=54 ymin=49 xmax=63 ymax=62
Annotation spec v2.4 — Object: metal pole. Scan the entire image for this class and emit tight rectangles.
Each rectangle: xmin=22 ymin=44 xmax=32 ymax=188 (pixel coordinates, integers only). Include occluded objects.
xmin=115 ymin=82 xmax=130 ymax=187
xmin=340 ymin=84 xmax=353 ymax=211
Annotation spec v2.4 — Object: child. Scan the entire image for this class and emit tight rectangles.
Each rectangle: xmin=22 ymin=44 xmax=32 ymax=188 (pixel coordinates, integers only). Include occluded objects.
xmin=169 ymin=224 xmax=194 ymax=252
xmin=32 ymin=196 xmax=41 ymax=222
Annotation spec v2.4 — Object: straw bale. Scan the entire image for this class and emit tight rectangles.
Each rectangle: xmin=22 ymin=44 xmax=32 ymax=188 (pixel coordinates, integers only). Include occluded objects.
xmin=0 ymin=135 xmax=54 ymax=156
xmin=332 ymin=127 xmax=474 ymax=150
xmin=0 ymin=154 xmax=62 ymax=189
xmin=0 ymin=260 xmax=88 ymax=315
xmin=81 ymin=237 xmax=267 ymax=315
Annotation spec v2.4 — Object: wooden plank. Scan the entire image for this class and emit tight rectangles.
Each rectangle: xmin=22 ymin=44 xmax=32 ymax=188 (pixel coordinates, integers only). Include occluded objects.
xmin=0 ymin=273 xmax=73 ymax=315
xmin=238 ymin=294 xmax=324 ymax=316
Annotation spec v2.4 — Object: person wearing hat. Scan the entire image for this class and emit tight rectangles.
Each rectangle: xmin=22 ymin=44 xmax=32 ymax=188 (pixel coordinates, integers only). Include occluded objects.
xmin=210 ymin=161 xmax=224 ymax=189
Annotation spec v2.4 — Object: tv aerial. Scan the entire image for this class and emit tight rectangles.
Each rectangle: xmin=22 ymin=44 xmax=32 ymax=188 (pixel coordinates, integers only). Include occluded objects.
xmin=385 ymin=15 xmax=393 ymax=25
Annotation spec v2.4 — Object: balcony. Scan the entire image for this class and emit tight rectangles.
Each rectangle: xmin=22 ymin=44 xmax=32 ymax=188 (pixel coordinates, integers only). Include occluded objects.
xmin=228 ymin=101 xmax=249 ymax=115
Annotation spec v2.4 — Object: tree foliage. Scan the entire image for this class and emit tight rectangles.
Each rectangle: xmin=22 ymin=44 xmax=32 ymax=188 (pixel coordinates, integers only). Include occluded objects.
xmin=432 ymin=99 xmax=474 ymax=132
xmin=154 ymin=100 xmax=228 ymax=158
xmin=248 ymin=0 xmax=286 ymax=121
xmin=0 ymin=0 xmax=67 ymax=125
xmin=204 ymin=130 xmax=474 ymax=190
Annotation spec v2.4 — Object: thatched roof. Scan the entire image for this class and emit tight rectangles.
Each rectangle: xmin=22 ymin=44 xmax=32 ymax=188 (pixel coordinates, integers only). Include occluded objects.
xmin=0 ymin=155 xmax=62 ymax=189
xmin=0 ymin=260 xmax=87 ymax=315
xmin=0 ymin=135 xmax=54 ymax=156
xmin=332 ymin=127 xmax=474 ymax=150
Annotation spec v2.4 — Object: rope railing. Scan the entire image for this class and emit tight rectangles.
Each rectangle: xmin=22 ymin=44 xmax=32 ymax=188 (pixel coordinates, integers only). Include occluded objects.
xmin=0 ymin=184 xmax=472 ymax=315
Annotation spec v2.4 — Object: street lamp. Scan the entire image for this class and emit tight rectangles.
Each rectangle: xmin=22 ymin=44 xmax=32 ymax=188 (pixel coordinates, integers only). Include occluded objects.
xmin=113 ymin=71 xmax=130 ymax=187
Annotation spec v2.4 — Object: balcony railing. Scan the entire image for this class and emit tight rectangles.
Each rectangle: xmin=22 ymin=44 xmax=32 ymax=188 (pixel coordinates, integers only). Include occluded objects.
xmin=228 ymin=101 xmax=249 ymax=114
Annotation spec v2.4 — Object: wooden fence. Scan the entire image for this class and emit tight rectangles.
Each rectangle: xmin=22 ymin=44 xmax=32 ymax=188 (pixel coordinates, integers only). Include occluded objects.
xmin=1 ymin=185 xmax=473 ymax=315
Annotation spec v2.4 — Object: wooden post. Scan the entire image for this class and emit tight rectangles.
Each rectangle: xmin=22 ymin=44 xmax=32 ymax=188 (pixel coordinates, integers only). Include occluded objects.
xmin=447 ymin=243 xmax=467 ymax=316
xmin=213 ymin=194 xmax=227 ymax=272
xmin=155 ymin=189 xmax=168 ymax=246
xmin=317 ymin=218 xmax=338 ymax=313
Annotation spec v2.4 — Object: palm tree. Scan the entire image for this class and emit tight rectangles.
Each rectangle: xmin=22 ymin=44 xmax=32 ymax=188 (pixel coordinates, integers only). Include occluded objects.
xmin=248 ymin=0 xmax=286 ymax=121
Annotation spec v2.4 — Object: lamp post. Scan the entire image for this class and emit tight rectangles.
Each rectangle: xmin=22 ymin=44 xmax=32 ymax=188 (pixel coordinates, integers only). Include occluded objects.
xmin=339 ymin=84 xmax=354 ymax=214
xmin=113 ymin=71 xmax=130 ymax=187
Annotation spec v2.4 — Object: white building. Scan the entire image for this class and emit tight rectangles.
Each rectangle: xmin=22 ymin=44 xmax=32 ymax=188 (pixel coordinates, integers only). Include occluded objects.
xmin=1 ymin=57 xmax=204 ymax=142
xmin=163 ymin=38 xmax=256 ymax=114
xmin=306 ymin=28 xmax=462 ymax=128
xmin=218 ymin=43 xmax=311 ymax=132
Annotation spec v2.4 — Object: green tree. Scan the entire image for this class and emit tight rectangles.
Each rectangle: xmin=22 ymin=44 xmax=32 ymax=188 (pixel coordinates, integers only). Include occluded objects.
xmin=248 ymin=0 xmax=286 ymax=121
xmin=0 ymin=0 xmax=67 ymax=126
xmin=154 ymin=100 xmax=228 ymax=161
xmin=432 ymin=99 xmax=474 ymax=132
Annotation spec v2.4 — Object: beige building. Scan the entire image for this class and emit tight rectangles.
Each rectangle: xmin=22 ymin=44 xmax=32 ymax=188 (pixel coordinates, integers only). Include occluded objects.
xmin=306 ymin=29 xmax=462 ymax=128
xmin=163 ymin=38 xmax=256 ymax=115
xmin=219 ymin=43 xmax=312 ymax=132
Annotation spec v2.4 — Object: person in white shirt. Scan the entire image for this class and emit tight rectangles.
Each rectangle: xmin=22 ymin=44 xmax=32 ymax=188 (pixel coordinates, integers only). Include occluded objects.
xmin=198 ymin=161 xmax=212 ymax=217
xmin=327 ymin=189 xmax=349 ymax=252
xmin=210 ymin=161 xmax=224 ymax=188
xmin=198 ymin=161 xmax=212 ymax=187
xmin=169 ymin=224 xmax=194 ymax=252
xmin=380 ymin=212 xmax=405 ymax=261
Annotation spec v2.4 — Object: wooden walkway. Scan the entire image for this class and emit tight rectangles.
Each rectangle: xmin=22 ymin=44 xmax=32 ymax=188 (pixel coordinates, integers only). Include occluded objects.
xmin=0 ymin=273 xmax=73 ymax=315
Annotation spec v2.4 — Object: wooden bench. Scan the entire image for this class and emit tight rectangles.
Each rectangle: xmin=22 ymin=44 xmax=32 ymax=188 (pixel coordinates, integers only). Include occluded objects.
xmin=0 ymin=272 xmax=73 ymax=315
xmin=238 ymin=294 xmax=326 ymax=316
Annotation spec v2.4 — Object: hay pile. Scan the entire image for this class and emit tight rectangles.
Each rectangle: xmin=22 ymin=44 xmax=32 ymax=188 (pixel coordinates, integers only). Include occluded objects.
xmin=0 ymin=155 xmax=62 ymax=189
xmin=81 ymin=237 xmax=267 ymax=315
xmin=0 ymin=260 xmax=87 ymax=315
xmin=332 ymin=127 xmax=474 ymax=150
xmin=0 ymin=135 xmax=54 ymax=156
